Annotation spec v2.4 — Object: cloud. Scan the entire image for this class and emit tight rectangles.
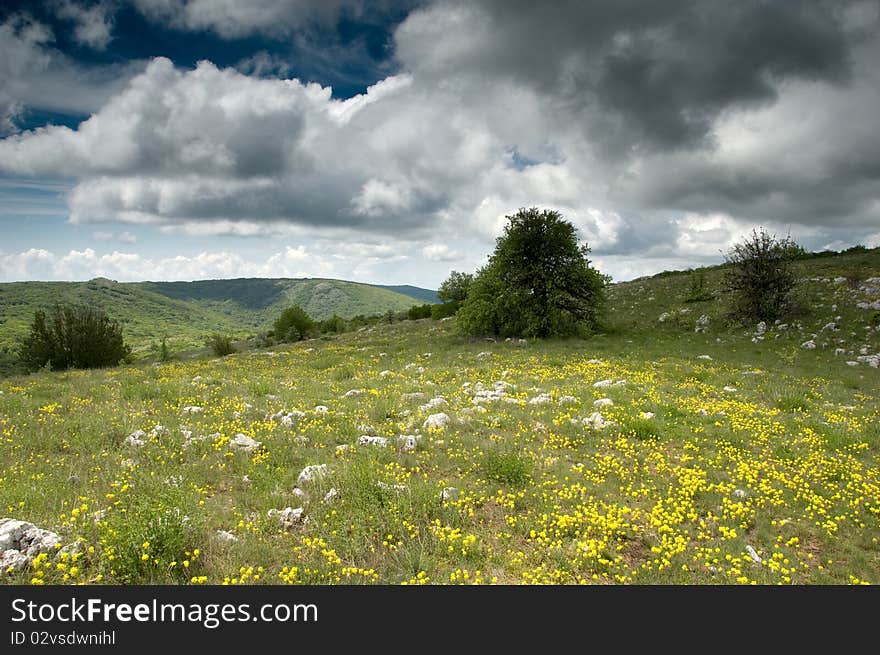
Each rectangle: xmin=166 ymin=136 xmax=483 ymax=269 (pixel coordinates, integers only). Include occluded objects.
xmin=53 ymin=1 xmax=115 ymax=50
xmin=2 ymin=1 xmax=880 ymax=281
xmin=421 ymin=244 xmax=460 ymax=262
xmin=92 ymin=230 xmax=137 ymax=244
xmin=0 ymin=13 xmax=145 ymax=129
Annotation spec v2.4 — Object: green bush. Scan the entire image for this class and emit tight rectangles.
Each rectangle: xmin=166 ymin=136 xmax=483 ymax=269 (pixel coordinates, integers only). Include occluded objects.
xmin=18 ymin=303 xmax=131 ymax=372
xmin=407 ymin=304 xmax=433 ymax=320
xmin=481 ymin=448 xmax=532 ymax=486
xmin=273 ymin=305 xmax=315 ymax=342
xmin=430 ymin=302 xmax=460 ymax=319
xmin=684 ymin=269 xmax=715 ymax=303
xmin=317 ymin=314 xmax=347 ymax=334
xmin=207 ymin=334 xmax=235 ymax=356
xmin=457 ymin=207 xmax=607 ymax=338
xmin=723 ymin=228 xmax=798 ymax=323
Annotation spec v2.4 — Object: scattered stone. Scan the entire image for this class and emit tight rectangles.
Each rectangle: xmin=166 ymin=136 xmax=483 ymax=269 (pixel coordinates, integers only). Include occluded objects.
xmin=358 ymin=435 xmax=389 ymax=447
xmin=558 ymin=395 xmax=578 ymax=404
xmin=723 ymin=386 xmax=737 ymax=392
xmin=379 ymin=369 xmax=393 ymax=377
xmin=397 ymin=435 xmax=420 ymax=452
xmin=231 ymin=433 xmax=261 ymax=453
xmin=529 ymin=393 xmax=552 ymax=405
xmin=593 ymin=398 xmax=614 ymax=408
xmin=733 ymin=489 xmax=748 ymax=499
xmin=639 ymin=411 xmax=655 ymax=419
xmin=343 ymin=389 xmax=363 ymax=398
xmin=215 ymin=530 xmax=238 ymax=543
xmin=419 ymin=397 xmax=448 ymax=411
xmin=0 ymin=519 xmax=61 ymax=571
xmin=377 ymin=481 xmax=408 ymax=493
xmin=314 ymin=405 xmax=330 ymax=413
xmin=801 ymin=340 xmax=817 ymax=349
xmin=181 ymin=405 xmax=203 ymax=415
xmin=323 ymin=488 xmax=339 ymax=504
xmin=440 ymin=487 xmax=459 ymax=503
xmin=697 ymin=355 xmax=713 ymax=360
xmin=297 ymin=464 xmax=328 ymax=485
xmin=582 ymin=412 xmax=613 ymax=430
xmin=125 ymin=429 xmax=147 ymax=447
xmin=423 ymin=413 xmax=451 ymax=430
xmin=745 ymin=545 xmax=763 ymax=564
xmin=593 ymin=379 xmax=613 ymax=388
xmin=401 ymin=392 xmax=426 ymax=401
xmin=269 ymin=507 xmax=305 ymax=530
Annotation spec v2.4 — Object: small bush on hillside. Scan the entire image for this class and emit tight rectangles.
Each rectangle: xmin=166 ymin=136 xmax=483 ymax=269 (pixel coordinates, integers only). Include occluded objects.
xmin=684 ymin=269 xmax=715 ymax=303
xmin=407 ymin=304 xmax=433 ymax=320
xmin=317 ymin=314 xmax=347 ymax=334
xmin=207 ymin=334 xmax=235 ymax=356
xmin=481 ymin=448 xmax=532 ymax=486
xmin=430 ymin=302 xmax=460 ymax=319
xmin=19 ymin=303 xmax=131 ymax=372
xmin=723 ymin=228 xmax=799 ymax=323
xmin=273 ymin=305 xmax=315 ymax=342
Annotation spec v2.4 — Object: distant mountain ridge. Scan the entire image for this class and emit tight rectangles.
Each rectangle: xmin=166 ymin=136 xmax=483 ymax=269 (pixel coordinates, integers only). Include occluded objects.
xmin=0 ymin=277 xmax=438 ymax=354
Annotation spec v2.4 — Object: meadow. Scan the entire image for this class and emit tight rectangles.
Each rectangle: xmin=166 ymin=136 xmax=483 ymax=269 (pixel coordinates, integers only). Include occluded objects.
xmin=1 ymin=252 xmax=879 ymax=585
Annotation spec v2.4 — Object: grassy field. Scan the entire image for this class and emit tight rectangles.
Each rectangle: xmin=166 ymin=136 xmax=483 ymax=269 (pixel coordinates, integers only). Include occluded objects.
xmin=0 ymin=251 xmax=878 ymax=585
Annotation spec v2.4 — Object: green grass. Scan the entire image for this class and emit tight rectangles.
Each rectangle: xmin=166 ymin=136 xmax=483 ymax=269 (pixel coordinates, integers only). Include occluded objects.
xmin=0 ymin=249 xmax=878 ymax=585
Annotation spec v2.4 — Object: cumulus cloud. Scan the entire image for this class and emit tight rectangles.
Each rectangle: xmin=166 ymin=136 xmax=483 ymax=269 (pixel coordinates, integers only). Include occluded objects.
xmin=2 ymin=1 xmax=880 ymax=281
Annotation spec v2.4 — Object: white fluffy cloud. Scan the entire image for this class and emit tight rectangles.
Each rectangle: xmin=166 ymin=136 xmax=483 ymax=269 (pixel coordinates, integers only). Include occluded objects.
xmin=2 ymin=1 xmax=880 ymax=284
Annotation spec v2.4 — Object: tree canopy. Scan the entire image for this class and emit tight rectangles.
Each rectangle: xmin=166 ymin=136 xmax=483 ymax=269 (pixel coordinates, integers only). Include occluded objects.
xmin=457 ymin=207 xmax=607 ymax=338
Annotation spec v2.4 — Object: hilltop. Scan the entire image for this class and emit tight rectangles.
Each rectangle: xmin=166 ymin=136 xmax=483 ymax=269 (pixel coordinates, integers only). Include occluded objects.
xmin=0 ymin=277 xmax=438 ymax=357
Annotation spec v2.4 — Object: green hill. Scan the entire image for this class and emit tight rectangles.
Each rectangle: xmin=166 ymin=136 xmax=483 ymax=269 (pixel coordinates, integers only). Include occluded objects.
xmin=0 ymin=277 xmax=436 ymax=357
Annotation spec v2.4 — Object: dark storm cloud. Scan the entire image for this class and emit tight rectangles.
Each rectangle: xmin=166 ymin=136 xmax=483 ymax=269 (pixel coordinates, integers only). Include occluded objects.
xmin=2 ymin=0 xmax=880 ymax=273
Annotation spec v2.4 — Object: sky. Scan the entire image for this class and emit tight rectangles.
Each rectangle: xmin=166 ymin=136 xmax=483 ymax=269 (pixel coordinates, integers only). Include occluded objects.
xmin=1 ymin=1 xmax=880 ymax=287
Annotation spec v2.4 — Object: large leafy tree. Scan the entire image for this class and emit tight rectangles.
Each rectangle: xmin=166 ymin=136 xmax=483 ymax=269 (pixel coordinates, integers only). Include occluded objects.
xmin=457 ymin=207 xmax=607 ymax=338
xmin=723 ymin=228 xmax=799 ymax=323
xmin=19 ymin=303 xmax=130 ymax=371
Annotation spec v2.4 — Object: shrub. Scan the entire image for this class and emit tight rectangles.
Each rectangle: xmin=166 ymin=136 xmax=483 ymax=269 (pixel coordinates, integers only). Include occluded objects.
xmin=407 ymin=304 xmax=433 ymax=320
xmin=457 ymin=207 xmax=607 ymax=338
xmin=684 ymin=269 xmax=715 ymax=303
xmin=430 ymin=301 xmax=460 ymax=320
xmin=18 ymin=303 xmax=131 ymax=372
xmin=207 ymin=334 xmax=235 ymax=356
xmin=158 ymin=337 xmax=173 ymax=362
xmin=317 ymin=314 xmax=347 ymax=334
xmin=273 ymin=305 xmax=315 ymax=342
xmin=481 ymin=448 xmax=532 ymax=486
xmin=723 ymin=228 xmax=798 ymax=323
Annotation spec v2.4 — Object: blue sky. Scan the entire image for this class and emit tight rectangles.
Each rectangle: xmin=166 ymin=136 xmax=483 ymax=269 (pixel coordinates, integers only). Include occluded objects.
xmin=2 ymin=1 xmax=880 ymax=286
